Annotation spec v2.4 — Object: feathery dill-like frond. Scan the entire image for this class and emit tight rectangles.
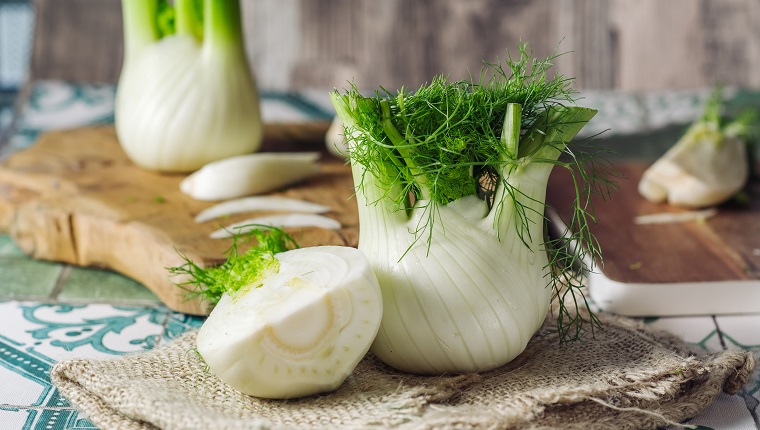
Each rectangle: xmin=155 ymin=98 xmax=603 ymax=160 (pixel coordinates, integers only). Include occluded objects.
xmin=169 ymin=226 xmax=298 ymax=306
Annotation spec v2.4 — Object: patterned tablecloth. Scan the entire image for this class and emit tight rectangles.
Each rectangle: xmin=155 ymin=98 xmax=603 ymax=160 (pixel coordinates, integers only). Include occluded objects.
xmin=0 ymin=81 xmax=758 ymax=430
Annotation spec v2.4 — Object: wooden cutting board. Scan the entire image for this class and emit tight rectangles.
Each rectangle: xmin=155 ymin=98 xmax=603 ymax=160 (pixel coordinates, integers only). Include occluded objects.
xmin=546 ymin=163 xmax=760 ymax=316
xmin=0 ymin=126 xmax=358 ymax=315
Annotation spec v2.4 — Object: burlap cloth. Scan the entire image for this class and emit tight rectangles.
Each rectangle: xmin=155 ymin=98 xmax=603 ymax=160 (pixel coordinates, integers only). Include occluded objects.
xmin=51 ymin=312 xmax=755 ymax=430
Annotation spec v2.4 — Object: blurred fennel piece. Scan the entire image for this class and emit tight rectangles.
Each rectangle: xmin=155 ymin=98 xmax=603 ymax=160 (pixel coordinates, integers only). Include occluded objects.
xmin=116 ymin=0 xmax=262 ymax=173
xmin=638 ymin=89 xmax=757 ymax=208
xmin=331 ymin=44 xmax=611 ymax=375
xmin=325 ymin=116 xmax=348 ymax=157
xmin=170 ymin=228 xmax=382 ymax=399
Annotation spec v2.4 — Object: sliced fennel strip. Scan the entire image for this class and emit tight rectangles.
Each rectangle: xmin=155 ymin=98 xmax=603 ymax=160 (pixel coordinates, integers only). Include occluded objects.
xmin=195 ymin=196 xmax=331 ymax=223
xmin=211 ymin=214 xmax=342 ymax=239
xmin=634 ymin=208 xmax=717 ymax=225
xmin=180 ymin=152 xmax=322 ymax=201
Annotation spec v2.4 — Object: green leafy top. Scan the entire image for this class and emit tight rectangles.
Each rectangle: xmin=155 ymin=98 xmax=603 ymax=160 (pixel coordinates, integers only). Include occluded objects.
xmin=678 ymin=87 xmax=758 ymax=150
xmin=169 ymin=227 xmax=299 ymax=306
xmin=122 ymin=0 xmax=244 ymax=63
xmin=332 ymin=45 xmax=582 ymax=210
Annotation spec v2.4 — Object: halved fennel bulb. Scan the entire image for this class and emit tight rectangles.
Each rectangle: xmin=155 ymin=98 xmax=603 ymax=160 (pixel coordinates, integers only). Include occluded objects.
xmin=638 ymin=91 xmax=753 ymax=208
xmin=638 ymin=134 xmax=747 ymax=208
xmin=196 ymin=246 xmax=382 ymax=399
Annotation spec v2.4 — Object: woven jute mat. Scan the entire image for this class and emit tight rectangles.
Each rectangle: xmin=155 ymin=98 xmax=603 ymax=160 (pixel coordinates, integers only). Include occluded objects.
xmin=51 ymin=312 xmax=755 ymax=430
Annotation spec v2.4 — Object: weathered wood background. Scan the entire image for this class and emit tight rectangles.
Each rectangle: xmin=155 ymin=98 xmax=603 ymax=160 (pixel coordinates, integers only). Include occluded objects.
xmin=30 ymin=0 xmax=760 ymax=92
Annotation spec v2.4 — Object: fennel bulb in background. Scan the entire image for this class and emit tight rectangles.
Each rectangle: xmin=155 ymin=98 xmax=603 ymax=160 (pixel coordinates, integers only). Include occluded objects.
xmin=116 ymin=0 xmax=262 ymax=173
xmin=331 ymin=46 xmax=607 ymax=375
xmin=639 ymin=89 xmax=756 ymax=208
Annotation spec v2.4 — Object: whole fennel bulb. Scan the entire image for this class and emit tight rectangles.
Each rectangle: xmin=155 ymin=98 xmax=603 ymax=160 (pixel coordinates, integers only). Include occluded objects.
xmin=331 ymin=46 xmax=606 ymax=375
xmin=116 ymin=0 xmax=262 ymax=173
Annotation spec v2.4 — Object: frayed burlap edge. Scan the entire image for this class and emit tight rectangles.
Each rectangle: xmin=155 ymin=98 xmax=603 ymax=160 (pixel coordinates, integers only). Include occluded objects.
xmin=51 ymin=313 xmax=756 ymax=430
xmin=413 ymin=317 xmax=756 ymax=430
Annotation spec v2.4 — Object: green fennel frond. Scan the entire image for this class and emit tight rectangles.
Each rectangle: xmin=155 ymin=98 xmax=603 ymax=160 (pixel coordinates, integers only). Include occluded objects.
xmin=339 ymin=46 xmax=576 ymax=219
xmin=169 ymin=226 xmax=299 ymax=306
xmin=545 ymin=138 xmax=619 ymax=342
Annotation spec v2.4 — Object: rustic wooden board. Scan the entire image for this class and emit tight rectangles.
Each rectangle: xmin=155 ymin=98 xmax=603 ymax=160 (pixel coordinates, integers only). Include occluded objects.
xmin=547 ymin=163 xmax=760 ymax=284
xmin=0 ymin=126 xmax=358 ymax=315
xmin=546 ymin=163 xmax=760 ymax=315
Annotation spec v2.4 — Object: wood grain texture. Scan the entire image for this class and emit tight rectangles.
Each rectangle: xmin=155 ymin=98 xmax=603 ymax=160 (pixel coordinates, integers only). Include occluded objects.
xmin=0 ymin=126 xmax=357 ymax=315
xmin=288 ymin=0 xmax=558 ymax=91
xmin=607 ymin=0 xmax=707 ymax=91
xmin=555 ymin=0 xmax=616 ymax=90
xmin=546 ymin=164 xmax=760 ymax=285
xmin=262 ymin=0 xmax=760 ymax=91
xmin=29 ymin=0 xmax=760 ymax=91
xmin=30 ymin=0 xmax=123 ymax=83
xmin=703 ymin=0 xmax=760 ymax=88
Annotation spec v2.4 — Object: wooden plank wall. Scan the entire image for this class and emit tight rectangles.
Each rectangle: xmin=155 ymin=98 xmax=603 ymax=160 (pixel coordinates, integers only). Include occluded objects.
xmin=243 ymin=0 xmax=760 ymax=92
xmin=29 ymin=0 xmax=123 ymax=82
xmin=28 ymin=0 xmax=760 ymax=92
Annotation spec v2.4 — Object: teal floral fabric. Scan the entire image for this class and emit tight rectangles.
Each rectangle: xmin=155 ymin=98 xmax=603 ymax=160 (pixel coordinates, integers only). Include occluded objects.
xmin=0 ymin=301 xmax=203 ymax=429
